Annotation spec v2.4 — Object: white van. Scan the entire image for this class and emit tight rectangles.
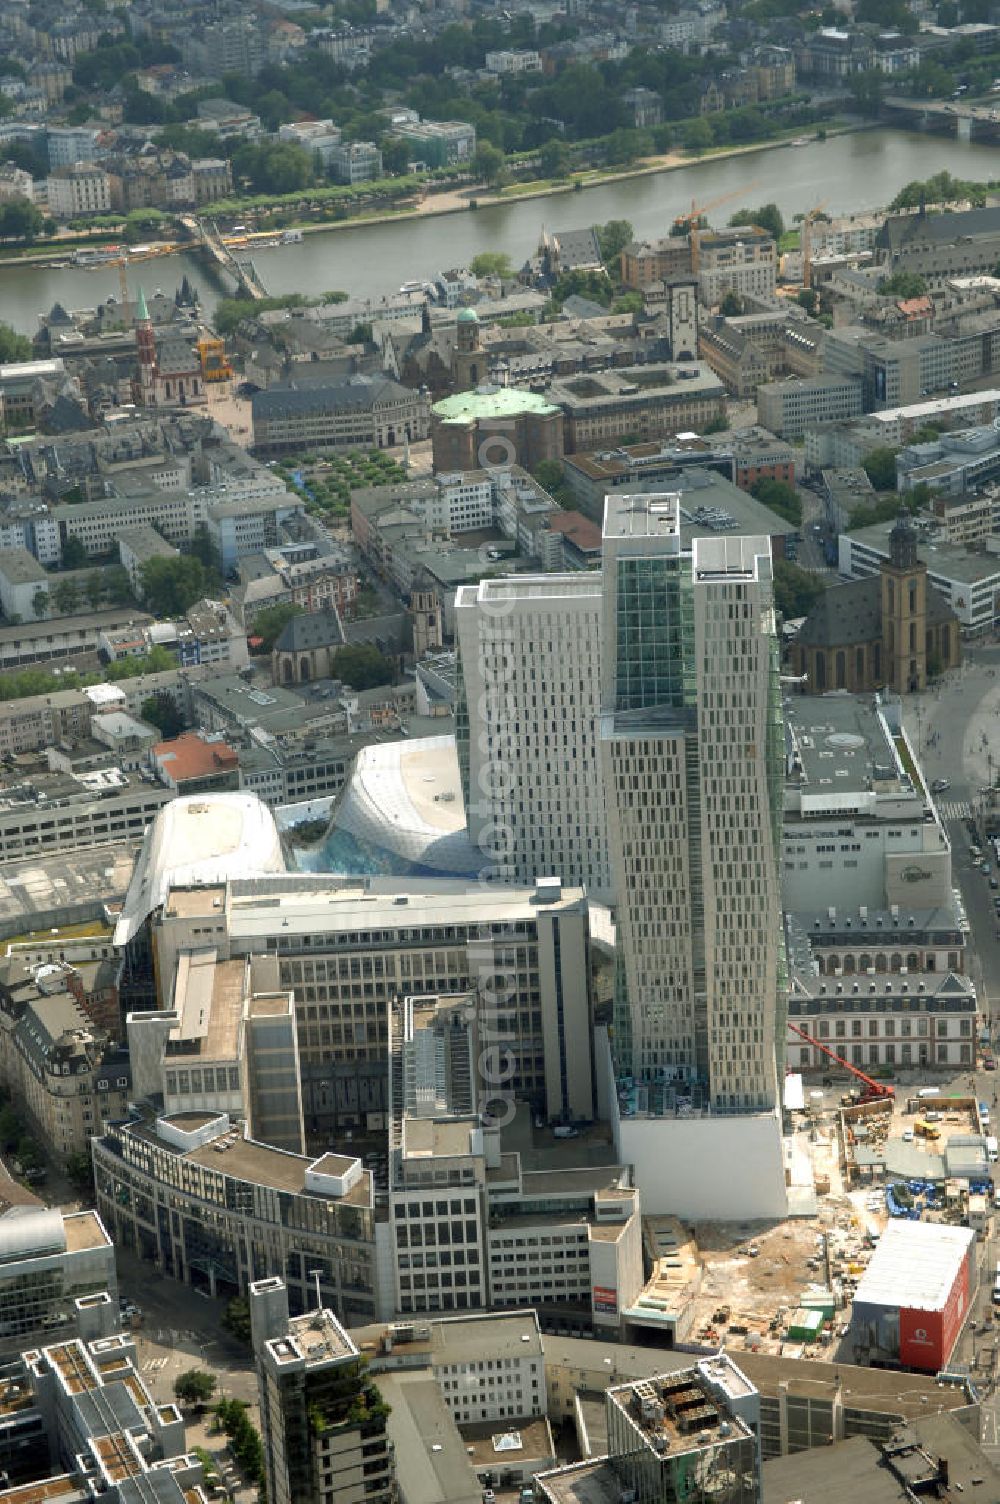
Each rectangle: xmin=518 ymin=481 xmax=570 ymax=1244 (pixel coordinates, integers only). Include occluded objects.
xmin=918 ymin=1087 xmax=941 ymax=1099
xmin=988 ymin=1136 xmax=998 ymax=1163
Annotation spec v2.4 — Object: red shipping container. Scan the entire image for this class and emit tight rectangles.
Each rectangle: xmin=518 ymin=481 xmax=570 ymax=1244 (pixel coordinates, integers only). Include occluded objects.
xmin=899 ymin=1253 xmax=970 ymax=1371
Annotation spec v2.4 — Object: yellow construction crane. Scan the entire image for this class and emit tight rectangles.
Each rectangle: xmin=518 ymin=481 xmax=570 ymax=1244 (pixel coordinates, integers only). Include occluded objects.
xmin=801 ymin=201 xmax=829 ymax=290
xmin=672 ymin=182 xmax=759 ymax=274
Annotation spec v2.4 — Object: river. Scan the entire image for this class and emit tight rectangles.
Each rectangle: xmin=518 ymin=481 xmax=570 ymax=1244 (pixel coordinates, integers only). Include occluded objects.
xmin=2 ymin=128 xmax=999 ymax=335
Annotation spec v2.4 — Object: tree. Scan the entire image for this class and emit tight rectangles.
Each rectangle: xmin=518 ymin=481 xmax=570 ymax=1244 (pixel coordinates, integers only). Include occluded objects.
xmin=86 ymin=573 xmax=105 ymax=609
xmin=31 ymin=589 xmax=49 ymax=620
xmin=773 ymin=559 xmax=826 ymax=620
xmin=252 ymin=603 xmax=303 ymax=652
xmin=596 ymin=219 xmax=634 ymax=267
xmin=796 ymin=288 xmax=819 ymax=316
xmin=331 ymin=644 xmax=394 ymax=689
xmin=720 ymin=291 xmax=744 ymax=318
xmin=0 ymin=199 xmax=44 ymax=244
xmin=65 ymin=1151 xmax=94 ymax=1194
xmin=0 ymin=322 xmax=31 ymax=364
xmin=62 ymin=535 xmax=87 ymax=569
xmin=473 ymin=141 xmax=506 ymax=186
xmin=221 ymin=1296 xmax=252 ymax=1347
xmin=0 ymin=1103 xmax=23 ymax=1150
xmin=877 ymin=269 xmax=928 ymax=299
xmin=539 ymin=139 xmax=572 ymax=178
xmin=138 ymin=556 xmax=210 ymax=616
xmin=862 ymin=447 xmax=898 ymax=492
xmin=470 ymin=252 xmax=514 ymax=279
xmin=348 ymin=322 xmax=373 ymax=344
xmin=174 ymin=1370 xmax=217 ymax=1408
xmin=141 ymin=692 xmax=184 ymax=739
xmin=750 ymin=477 xmax=802 ymax=527
xmin=52 ymin=579 xmax=81 ymax=615
xmin=533 ymin=459 xmax=565 ymax=495
xmin=729 ymin=203 xmax=784 ymax=241
xmin=683 ymin=117 xmax=713 ymax=154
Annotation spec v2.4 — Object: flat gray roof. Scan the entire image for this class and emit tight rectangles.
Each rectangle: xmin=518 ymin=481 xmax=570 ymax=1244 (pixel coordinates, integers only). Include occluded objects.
xmin=847 ymin=517 xmax=1000 ymax=586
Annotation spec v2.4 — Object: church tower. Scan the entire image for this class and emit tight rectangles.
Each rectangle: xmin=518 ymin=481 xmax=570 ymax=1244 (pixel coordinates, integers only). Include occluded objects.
xmin=133 ymin=286 xmax=158 ymax=407
xmin=880 ymin=516 xmax=927 ymax=693
xmin=451 ymin=305 xmax=483 ymax=389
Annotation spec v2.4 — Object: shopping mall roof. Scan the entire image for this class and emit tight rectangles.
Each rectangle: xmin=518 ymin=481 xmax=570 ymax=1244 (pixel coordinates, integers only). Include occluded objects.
xmin=334 ymin=734 xmax=478 ymax=875
xmin=114 ymin=793 xmax=285 ymax=947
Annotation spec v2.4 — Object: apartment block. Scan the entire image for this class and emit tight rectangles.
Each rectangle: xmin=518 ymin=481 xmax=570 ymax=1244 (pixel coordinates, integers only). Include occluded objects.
xmin=0 ymin=959 xmax=131 ymax=1158
xmin=698 ymin=225 xmax=777 ymax=305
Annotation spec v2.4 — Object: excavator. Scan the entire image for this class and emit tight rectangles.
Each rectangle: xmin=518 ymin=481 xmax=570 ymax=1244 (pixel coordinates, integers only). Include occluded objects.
xmin=787 ymin=1020 xmax=895 ymax=1103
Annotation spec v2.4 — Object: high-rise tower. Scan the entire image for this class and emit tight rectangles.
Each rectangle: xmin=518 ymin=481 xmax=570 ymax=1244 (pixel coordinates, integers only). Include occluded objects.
xmin=600 ymin=492 xmax=785 ymax=1115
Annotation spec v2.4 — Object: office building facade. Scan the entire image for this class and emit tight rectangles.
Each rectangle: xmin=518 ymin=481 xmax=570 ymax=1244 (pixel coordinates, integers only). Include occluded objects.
xmin=601 ymin=493 xmax=785 ymax=1112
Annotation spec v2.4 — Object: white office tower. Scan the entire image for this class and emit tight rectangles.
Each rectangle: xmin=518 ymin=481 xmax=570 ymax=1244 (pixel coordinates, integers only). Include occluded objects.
xmin=600 ymin=493 xmax=788 ymax=1218
xmin=455 ymin=575 xmax=610 ymax=896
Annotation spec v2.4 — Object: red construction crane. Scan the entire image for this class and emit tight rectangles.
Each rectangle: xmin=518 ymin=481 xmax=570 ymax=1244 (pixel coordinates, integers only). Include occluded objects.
xmin=787 ymin=1020 xmax=895 ymax=1102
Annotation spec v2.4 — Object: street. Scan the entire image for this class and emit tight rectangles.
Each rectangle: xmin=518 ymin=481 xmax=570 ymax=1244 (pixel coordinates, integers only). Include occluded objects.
xmin=901 ymin=642 xmax=1000 ymax=1452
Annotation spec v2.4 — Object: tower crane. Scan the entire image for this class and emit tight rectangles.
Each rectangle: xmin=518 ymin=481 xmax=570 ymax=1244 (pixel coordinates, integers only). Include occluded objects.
xmin=671 ymin=182 xmax=760 ymax=274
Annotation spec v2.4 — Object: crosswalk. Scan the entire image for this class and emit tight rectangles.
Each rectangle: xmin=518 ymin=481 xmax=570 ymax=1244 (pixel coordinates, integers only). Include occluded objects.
xmin=141 ymin=1358 xmax=169 ymax=1374
xmin=938 ymin=799 xmax=972 ymax=822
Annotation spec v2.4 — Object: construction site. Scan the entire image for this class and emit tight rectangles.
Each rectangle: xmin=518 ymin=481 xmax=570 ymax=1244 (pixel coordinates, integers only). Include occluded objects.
xmin=622 ymin=1048 xmax=994 ymax=1375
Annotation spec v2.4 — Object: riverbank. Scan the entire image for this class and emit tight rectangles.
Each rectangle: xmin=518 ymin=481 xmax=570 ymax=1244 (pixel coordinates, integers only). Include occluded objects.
xmin=291 ymin=121 xmax=867 ymax=241
xmin=0 ymin=119 xmax=866 ymax=275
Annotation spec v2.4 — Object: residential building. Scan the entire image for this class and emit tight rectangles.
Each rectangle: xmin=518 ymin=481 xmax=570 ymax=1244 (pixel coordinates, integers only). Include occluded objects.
xmin=46 ymin=163 xmax=111 ymax=218
xmin=175 ymin=598 xmax=248 ymax=669
xmin=0 ymin=164 xmax=33 ymax=201
xmin=0 ymin=958 xmax=131 ymax=1158
xmin=250 ymin=1277 xmax=393 ymax=1504
xmin=697 ymin=225 xmax=777 ymax=305
xmin=46 ymin=125 xmax=100 ymax=167
xmin=93 ymin=1110 xmax=378 ymax=1319
xmin=251 ymin=377 xmax=430 ymax=455
xmin=620 ymin=237 xmax=692 ymax=291
xmin=0 ymin=1200 xmax=118 ymax=1357
xmin=150 ymin=732 xmax=241 ymax=794
xmin=484 ymin=49 xmax=542 ymax=73
xmin=0 ymin=548 xmax=50 ymax=622
xmin=395 ymin=120 xmax=476 ymax=168
xmin=0 ymin=687 xmax=94 ymax=756
xmin=329 ymin=140 xmax=383 ymax=184
xmin=455 ymin=574 xmax=610 ymax=896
